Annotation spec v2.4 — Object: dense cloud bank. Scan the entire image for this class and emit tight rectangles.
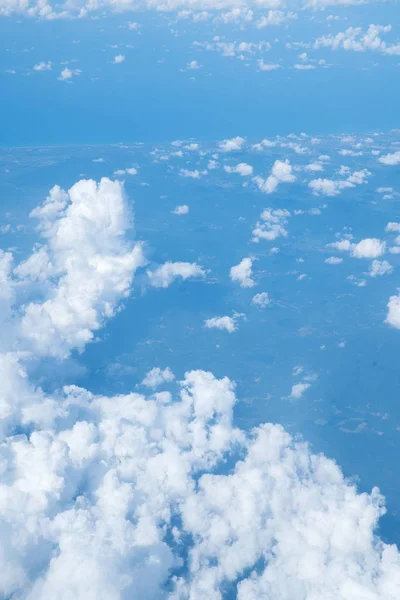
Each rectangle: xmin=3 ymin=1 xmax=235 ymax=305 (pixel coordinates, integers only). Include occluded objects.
xmin=1 ymin=179 xmax=400 ymax=599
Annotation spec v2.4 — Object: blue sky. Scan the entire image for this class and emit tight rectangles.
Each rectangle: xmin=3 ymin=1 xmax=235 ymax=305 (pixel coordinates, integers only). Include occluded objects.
xmin=1 ymin=1 xmax=400 ymax=599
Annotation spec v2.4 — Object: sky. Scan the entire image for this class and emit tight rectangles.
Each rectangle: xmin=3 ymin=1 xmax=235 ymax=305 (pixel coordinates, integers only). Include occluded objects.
xmin=1 ymin=0 xmax=400 ymax=599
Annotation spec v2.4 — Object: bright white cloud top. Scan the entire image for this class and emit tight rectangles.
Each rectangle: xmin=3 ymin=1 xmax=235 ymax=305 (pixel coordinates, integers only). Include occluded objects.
xmin=0 ymin=141 xmax=400 ymax=600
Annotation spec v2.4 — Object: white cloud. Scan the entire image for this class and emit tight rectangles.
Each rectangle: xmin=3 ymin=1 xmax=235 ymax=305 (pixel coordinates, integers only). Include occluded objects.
xmin=128 ymin=21 xmax=141 ymax=29
xmin=185 ymin=60 xmax=202 ymax=70
xmin=253 ymin=159 xmax=296 ymax=194
xmin=2 ymin=181 xmax=400 ymax=599
xmin=387 ymin=294 xmax=400 ymax=328
xmin=230 ymin=257 xmax=255 ymax=288
xmin=309 ymin=168 xmax=370 ymax=196
xmin=113 ymin=54 xmax=125 ymax=64
xmin=141 ymin=366 xmax=175 ymax=388
xmin=252 ymin=291 xmax=271 ymax=308
xmin=325 ymin=256 xmax=343 ymax=264
xmin=352 ymin=238 xmax=386 ymax=259
xmin=256 ymin=10 xmax=295 ymax=27
xmin=257 ymin=60 xmax=280 ymax=71
xmin=369 ymin=260 xmax=393 ymax=277
xmin=33 ymin=61 xmax=52 ymax=71
xmin=385 ymin=222 xmax=400 ymax=232
xmin=114 ymin=167 xmax=138 ymax=176
xmin=328 ymin=237 xmax=386 ymax=259
xmin=172 ymin=205 xmax=189 ymax=215
xmin=180 ymin=168 xmax=202 ymax=178
xmin=224 ymin=162 xmax=253 ymax=176
xmin=314 ymin=24 xmax=399 ymax=55
xmin=218 ymin=136 xmax=245 ymax=152
xmin=15 ymin=178 xmax=145 ymax=358
xmin=204 ymin=315 xmax=240 ymax=332
xmin=252 ymin=208 xmax=290 ymax=243
xmin=147 ymin=261 xmax=205 ymax=287
xmin=58 ymin=67 xmax=81 ymax=81
xmin=290 ymin=381 xmax=311 ymax=399
xmin=379 ymin=151 xmax=400 ymax=166
xmin=294 ymin=63 xmax=316 ymax=70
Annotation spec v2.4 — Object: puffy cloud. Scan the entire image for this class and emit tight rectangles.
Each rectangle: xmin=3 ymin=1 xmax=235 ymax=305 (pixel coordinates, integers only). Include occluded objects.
xmin=253 ymin=159 xmax=296 ymax=194
xmin=58 ymin=67 xmax=81 ymax=81
xmin=325 ymin=256 xmax=343 ymax=264
xmin=15 ymin=178 xmax=145 ymax=358
xmin=352 ymin=238 xmax=386 ymax=259
xmin=309 ymin=168 xmax=370 ymax=196
xmin=255 ymin=9 xmax=295 ymax=27
xmin=33 ymin=61 xmax=52 ymax=71
xmin=218 ymin=136 xmax=245 ymax=152
xmin=314 ymin=24 xmax=398 ymax=55
xmin=257 ymin=60 xmax=280 ymax=71
xmin=2 ymin=182 xmax=400 ymax=599
xmin=172 ymin=205 xmax=189 ymax=215
xmin=141 ymin=366 xmax=175 ymax=388
xmin=185 ymin=60 xmax=202 ymax=70
xmin=369 ymin=260 xmax=393 ymax=277
xmin=224 ymin=162 xmax=253 ymax=176
xmin=147 ymin=261 xmax=206 ymax=287
xmin=385 ymin=222 xmax=400 ymax=232
xmin=204 ymin=314 xmax=241 ymax=332
xmin=180 ymin=168 xmax=202 ymax=178
xmin=386 ymin=294 xmax=400 ymax=328
xmin=114 ymin=167 xmax=138 ymax=176
xmin=230 ymin=257 xmax=255 ymax=288
xmin=113 ymin=54 xmax=125 ymax=64
xmin=379 ymin=151 xmax=400 ymax=166
xmin=290 ymin=381 xmax=311 ymax=399
xmin=252 ymin=208 xmax=290 ymax=243
xmin=252 ymin=291 xmax=271 ymax=308
xmin=329 ymin=238 xmax=386 ymax=259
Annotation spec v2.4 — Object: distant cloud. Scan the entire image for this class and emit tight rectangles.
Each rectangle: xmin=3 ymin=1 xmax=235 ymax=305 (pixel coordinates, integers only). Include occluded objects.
xmin=218 ymin=136 xmax=245 ymax=152
xmin=113 ymin=54 xmax=125 ymax=64
xmin=172 ymin=205 xmax=189 ymax=215
xmin=253 ymin=159 xmax=296 ymax=194
xmin=204 ymin=314 xmax=243 ymax=332
xmin=230 ymin=257 xmax=255 ymax=288
xmin=141 ymin=366 xmax=175 ymax=388
xmin=33 ymin=61 xmax=52 ymax=71
xmin=379 ymin=151 xmax=400 ymax=166
xmin=147 ymin=261 xmax=206 ymax=287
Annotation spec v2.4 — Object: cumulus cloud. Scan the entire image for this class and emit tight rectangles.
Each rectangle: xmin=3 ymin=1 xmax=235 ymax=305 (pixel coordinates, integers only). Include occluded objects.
xmin=224 ymin=162 xmax=253 ymax=176
xmin=141 ymin=366 xmax=175 ymax=388
xmin=230 ymin=257 xmax=255 ymax=287
xmin=58 ymin=67 xmax=81 ymax=81
xmin=147 ymin=261 xmax=206 ymax=287
xmin=252 ymin=208 xmax=290 ymax=243
xmin=252 ymin=291 xmax=271 ymax=308
xmin=325 ymin=256 xmax=343 ymax=264
xmin=33 ymin=61 xmax=52 ymax=71
xmin=2 ymin=178 xmax=400 ymax=600
xmin=114 ymin=167 xmax=138 ymax=176
xmin=369 ymin=260 xmax=393 ymax=277
xmin=204 ymin=314 xmax=243 ymax=332
xmin=113 ymin=54 xmax=125 ymax=64
xmin=172 ymin=205 xmax=189 ymax=215
xmin=379 ymin=151 xmax=400 ymax=166
xmin=253 ymin=159 xmax=296 ymax=194
xmin=329 ymin=238 xmax=386 ymax=259
xmin=314 ymin=24 xmax=400 ymax=55
xmin=309 ymin=168 xmax=370 ymax=196
xmin=218 ymin=136 xmax=245 ymax=152
xmin=290 ymin=381 xmax=311 ymax=399
xmin=257 ymin=60 xmax=280 ymax=71
xmin=14 ymin=178 xmax=145 ymax=358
